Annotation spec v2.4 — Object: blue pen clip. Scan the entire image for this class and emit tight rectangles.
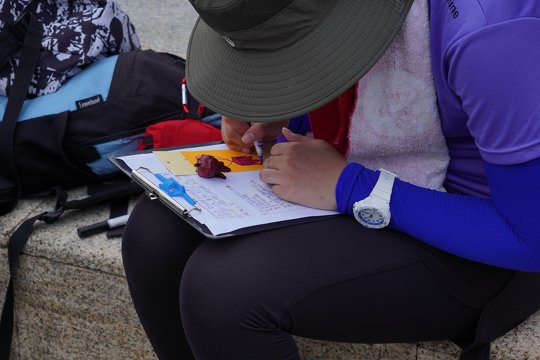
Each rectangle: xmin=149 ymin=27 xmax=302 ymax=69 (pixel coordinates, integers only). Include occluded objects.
xmin=155 ymin=173 xmax=197 ymax=207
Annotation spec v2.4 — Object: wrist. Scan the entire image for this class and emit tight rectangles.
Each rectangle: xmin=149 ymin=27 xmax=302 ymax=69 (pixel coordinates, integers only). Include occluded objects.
xmin=335 ymin=163 xmax=379 ymax=215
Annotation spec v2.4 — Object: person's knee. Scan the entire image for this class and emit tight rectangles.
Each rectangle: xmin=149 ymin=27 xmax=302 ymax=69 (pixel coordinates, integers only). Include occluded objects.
xmin=122 ymin=195 xmax=162 ymax=266
xmin=122 ymin=195 xmax=197 ymax=276
xmin=122 ymin=196 xmax=148 ymax=263
xmin=179 ymin=241 xmax=291 ymax=336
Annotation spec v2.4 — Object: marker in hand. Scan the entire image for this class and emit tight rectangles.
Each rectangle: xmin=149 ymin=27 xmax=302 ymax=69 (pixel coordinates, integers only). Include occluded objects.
xmin=254 ymin=140 xmax=264 ymax=163
xmin=253 ymin=132 xmax=289 ymax=163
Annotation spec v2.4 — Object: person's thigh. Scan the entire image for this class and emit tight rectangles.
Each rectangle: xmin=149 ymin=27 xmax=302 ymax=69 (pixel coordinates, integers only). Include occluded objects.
xmin=122 ymin=195 xmax=204 ymax=359
xmin=288 ymin=260 xmax=478 ymax=344
xmin=180 ymin=216 xmax=480 ymax=359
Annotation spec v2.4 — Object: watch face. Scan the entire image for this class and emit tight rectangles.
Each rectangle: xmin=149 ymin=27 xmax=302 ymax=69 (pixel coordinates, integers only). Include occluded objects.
xmin=358 ymin=208 xmax=386 ymax=227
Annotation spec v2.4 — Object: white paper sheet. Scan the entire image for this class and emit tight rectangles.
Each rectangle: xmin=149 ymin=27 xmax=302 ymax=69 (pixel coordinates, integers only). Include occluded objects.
xmin=118 ymin=144 xmax=337 ymax=236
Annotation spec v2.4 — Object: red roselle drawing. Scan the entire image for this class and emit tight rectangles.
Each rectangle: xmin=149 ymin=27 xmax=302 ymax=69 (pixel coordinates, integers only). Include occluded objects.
xmin=195 ymin=154 xmax=232 ymax=179
xmin=231 ymin=156 xmax=260 ymax=166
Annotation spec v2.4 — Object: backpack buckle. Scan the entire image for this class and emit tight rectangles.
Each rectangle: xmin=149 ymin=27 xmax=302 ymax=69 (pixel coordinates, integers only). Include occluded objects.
xmin=39 ymin=207 xmax=65 ymax=224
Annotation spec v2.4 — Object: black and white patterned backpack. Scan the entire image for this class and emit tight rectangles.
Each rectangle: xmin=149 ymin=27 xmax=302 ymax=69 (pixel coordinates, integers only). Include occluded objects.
xmin=0 ymin=0 xmax=141 ymax=214
xmin=0 ymin=0 xmax=140 ymax=98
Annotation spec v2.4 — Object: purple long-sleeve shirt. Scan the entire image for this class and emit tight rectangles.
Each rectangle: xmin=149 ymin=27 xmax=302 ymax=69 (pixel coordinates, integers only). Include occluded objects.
xmin=336 ymin=0 xmax=540 ymax=271
xmin=430 ymin=0 xmax=540 ymax=197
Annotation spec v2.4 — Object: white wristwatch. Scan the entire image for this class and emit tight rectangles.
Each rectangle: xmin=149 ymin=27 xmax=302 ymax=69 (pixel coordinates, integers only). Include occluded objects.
xmin=352 ymin=169 xmax=396 ymax=229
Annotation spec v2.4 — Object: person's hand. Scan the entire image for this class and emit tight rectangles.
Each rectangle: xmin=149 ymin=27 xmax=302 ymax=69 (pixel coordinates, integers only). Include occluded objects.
xmin=221 ymin=116 xmax=288 ymax=153
xmin=260 ymin=128 xmax=347 ymax=210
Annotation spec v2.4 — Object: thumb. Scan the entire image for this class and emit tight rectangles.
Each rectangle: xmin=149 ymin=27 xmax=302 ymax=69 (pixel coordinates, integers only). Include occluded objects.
xmin=241 ymin=123 xmax=267 ymax=144
xmin=281 ymin=127 xmax=309 ymax=142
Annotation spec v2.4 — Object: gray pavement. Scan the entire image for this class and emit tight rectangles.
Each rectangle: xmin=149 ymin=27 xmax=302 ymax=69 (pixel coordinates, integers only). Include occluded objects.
xmin=118 ymin=0 xmax=198 ymax=58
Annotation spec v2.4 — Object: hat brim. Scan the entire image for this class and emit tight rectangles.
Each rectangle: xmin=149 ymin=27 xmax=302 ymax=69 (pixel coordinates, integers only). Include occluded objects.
xmin=186 ymin=0 xmax=414 ymax=122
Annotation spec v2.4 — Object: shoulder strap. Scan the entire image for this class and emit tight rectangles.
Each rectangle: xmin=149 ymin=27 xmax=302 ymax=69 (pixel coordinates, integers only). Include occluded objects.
xmin=0 ymin=12 xmax=43 ymax=216
xmin=0 ymin=0 xmax=41 ymax=69
xmin=0 ymin=186 xmax=64 ymax=359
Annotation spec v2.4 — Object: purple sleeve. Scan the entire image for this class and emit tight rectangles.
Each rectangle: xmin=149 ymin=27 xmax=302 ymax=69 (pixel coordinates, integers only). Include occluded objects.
xmin=334 ymin=18 xmax=540 ymax=271
xmin=447 ymin=18 xmax=540 ymax=165
xmin=336 ymin=158 xmax=540 ymax=271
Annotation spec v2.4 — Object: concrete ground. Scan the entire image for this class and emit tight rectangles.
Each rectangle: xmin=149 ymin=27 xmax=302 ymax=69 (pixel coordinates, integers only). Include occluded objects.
xmin=119 ymin=0 xmax=198 ymax=59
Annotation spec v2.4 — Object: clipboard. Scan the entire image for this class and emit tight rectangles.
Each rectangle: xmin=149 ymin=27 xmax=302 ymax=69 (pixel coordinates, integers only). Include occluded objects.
xmin=108 ymin=142 xmax=339 ymax=239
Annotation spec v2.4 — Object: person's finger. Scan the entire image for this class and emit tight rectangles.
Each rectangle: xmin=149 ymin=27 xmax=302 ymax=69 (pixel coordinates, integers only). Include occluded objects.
xmin=262 ymin=155 xmax=278 ymax=170
xmin=259 ymin=168 xmax=282 ymax=185
xmin=221 ymin=116 xmax=251 ymax=152
xmin=269 ymin=128 xmax=317 ymax=157
xmin=280 ymin=127 xmax=312 ymax=142
xmin=223 ymin=138 xmax=248 ymax=153
xmin=242 ymin=121 xmax=290 ymax=144
xmin=241 ymin=123 xmax=273 ymax=144
xmin=270 ymin=184 xmax=287 ymax=200
xmin=268 ymin=140 xmax=300 ymax=156
xmin=222 ymin=117 xmax=249 ymax=136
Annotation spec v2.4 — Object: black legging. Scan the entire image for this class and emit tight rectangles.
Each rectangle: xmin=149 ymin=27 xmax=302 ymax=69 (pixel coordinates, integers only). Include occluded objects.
xmin=122 ymin=195 xmax=512 ymax=360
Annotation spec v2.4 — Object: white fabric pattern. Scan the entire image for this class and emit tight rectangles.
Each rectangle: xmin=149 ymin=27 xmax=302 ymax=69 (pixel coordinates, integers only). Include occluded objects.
xmin=347 ymin=0 xmax=449 ymax=191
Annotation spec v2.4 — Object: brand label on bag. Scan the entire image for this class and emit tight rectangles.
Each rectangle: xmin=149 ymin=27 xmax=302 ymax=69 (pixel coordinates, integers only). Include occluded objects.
xmin=76 ymin=95 xmax=104 ymax=109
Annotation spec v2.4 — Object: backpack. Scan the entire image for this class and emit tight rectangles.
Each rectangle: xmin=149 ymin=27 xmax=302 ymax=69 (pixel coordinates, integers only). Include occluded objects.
xmin=0 ymin=0 xmax=140 ymax=98
xmin=1 ymin=49 xmax=220 ymax=214
xmin=0 ymin=0 xmax=143 ymax=214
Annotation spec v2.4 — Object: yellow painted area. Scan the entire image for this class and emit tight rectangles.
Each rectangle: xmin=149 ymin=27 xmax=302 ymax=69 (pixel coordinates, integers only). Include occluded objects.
xmin=155 ymin=149 xmax=264 ymax=175
xmin=181 ymin=149 xmax=264 ymax=172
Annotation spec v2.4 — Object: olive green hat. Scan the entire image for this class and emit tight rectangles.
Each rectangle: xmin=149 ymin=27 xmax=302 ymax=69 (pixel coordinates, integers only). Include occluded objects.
xmin=186 ymin=0 xmax=414 ymax=122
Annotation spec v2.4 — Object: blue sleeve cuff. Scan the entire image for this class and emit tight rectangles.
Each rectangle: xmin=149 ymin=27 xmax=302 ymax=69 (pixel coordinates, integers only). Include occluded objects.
xmin=335 ymin=163 xmax=379 ymax=215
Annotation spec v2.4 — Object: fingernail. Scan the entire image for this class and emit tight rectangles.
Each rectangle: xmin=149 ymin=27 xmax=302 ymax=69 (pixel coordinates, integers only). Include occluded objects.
xmin=242 ymin=133 xmax=255 ymax=143
xmin=282 ymin=127 xmax=292 ymax=134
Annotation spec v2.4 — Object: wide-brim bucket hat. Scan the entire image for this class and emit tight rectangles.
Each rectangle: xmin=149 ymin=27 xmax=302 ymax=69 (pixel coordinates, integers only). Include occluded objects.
xmin=186 ymin=0 xmax=414 ymax=122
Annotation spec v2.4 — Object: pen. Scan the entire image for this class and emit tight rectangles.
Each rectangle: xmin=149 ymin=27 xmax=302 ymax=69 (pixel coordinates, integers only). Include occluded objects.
xmin=253 ymin=136 xmax=289 ymax=163
xmin=254 ymin=140 xmax=264 ymax=163
xmin=77 ymin=214 xmax=129 ymax=238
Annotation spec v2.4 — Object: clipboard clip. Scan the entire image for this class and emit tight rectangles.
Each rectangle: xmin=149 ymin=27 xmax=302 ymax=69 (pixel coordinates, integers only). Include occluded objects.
xmin=132 ymin=168 xmax=200 ymax=214
xmin=154 ymin=173 xmax=200 ymax=210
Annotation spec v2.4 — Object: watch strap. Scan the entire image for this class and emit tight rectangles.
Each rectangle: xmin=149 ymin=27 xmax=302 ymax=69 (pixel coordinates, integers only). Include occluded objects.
xmin=369 ymin=169 xmax=396 ymax=206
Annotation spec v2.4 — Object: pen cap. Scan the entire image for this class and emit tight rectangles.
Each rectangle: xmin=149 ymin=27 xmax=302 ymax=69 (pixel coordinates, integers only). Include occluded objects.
xmin=77 ymin=220 xmax=108 ymax=238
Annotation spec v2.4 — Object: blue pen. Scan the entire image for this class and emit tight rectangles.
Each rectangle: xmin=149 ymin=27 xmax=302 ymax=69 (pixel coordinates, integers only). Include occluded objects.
xmin=155 ymin=173 xmax=197 ymax=206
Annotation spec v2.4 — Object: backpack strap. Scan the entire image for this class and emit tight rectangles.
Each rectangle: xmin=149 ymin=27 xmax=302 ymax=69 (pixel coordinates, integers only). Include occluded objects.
xmin=0 ymin=0 xmax=40 ymax=69
xmin=0 ymin=186 xmax=65 ymax=359
xmin=0 ymin=12 xmax=43 ymax=216
xmin=0 ymin=181 xmax=142 ymax=357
